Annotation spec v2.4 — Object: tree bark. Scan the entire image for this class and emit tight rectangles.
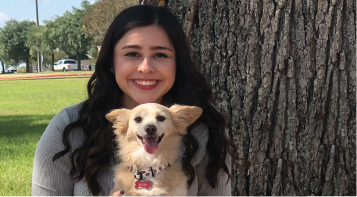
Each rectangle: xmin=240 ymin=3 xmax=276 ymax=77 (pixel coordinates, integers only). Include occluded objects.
xmin=165 ymin=0 xmax=356 ymax=195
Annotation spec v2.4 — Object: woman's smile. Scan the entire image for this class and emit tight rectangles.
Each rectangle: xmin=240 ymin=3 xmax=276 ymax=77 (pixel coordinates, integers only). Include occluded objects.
xmin=131 ymin=79 xmax=161 ymax=90
xmin=133 ymin=80 xmax=158 ymax=86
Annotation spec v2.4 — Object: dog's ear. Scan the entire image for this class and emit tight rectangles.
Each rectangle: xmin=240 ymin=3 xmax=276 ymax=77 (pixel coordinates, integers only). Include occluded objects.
xmin=169 ymin=105 xmax=202 ymax=134
xmin=105 ymin=109 xmax=131 ymax=134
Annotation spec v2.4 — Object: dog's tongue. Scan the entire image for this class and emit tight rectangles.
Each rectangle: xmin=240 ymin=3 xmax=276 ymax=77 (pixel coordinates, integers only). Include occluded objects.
xmin=144 ymin=137 xmax=159 ymax=154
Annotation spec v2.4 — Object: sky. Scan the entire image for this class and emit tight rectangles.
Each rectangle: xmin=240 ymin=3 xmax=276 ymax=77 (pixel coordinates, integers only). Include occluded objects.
xmin=0 ymin=0 xmax=95 ymax=28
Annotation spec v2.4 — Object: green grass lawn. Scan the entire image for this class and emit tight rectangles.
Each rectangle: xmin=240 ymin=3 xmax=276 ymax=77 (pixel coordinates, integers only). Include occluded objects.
xmin=0 ymin=77 xmax=89 ymax=195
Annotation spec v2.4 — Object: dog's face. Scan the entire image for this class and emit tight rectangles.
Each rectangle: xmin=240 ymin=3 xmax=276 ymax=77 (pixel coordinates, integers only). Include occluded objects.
xmin=106 ymin=103 xmax=202 ymax=155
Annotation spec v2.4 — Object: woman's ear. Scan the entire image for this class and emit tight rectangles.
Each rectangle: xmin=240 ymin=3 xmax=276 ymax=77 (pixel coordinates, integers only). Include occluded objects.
xmin=169 ymin=104 xmax=202 ymax=134
xmin=106 ymin=109 xmax=131 ymax=135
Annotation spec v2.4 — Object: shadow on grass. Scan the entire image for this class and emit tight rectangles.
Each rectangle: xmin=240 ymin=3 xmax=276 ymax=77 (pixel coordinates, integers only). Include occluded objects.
xmin=0 ymin=114 xmax=54 ymax=140
xmin=0 ymin=115 xmax=55 ymax=196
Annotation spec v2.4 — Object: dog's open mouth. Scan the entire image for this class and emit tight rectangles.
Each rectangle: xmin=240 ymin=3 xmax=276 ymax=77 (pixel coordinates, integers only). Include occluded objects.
xmin=136 ymin=134 xmax=164 ymax=154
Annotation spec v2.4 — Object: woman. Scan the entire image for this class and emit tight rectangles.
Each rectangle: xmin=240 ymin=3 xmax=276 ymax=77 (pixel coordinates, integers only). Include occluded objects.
xmin=32 ymin=5 xmax=237 ymax=196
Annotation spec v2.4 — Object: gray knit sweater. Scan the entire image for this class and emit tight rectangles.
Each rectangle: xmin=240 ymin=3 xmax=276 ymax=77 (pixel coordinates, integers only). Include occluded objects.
xmin=32 ymin=103 xmax=231 ymax=196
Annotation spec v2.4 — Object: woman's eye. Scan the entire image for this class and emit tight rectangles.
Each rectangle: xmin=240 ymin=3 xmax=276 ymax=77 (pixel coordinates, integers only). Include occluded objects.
xmin=154 ymin=53 xmax=167 ymax=58
xmin=125 ymin=52 xmax=139 ymax=57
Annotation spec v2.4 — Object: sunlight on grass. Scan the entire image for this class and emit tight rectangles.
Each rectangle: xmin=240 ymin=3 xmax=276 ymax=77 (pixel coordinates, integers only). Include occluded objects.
xmin=0 ymin=77 xmax=89 ymax=196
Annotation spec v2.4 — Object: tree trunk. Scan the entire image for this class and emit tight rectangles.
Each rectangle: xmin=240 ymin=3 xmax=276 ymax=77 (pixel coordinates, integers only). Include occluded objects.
xmin=26 ymin=57 xmax=30 ymax=73
xmin=165 ymin=0 xmax=356 ymax=195
xmin=51 ymin=53 xmax=55 ymax=71
xmin=0 ymin=59 xmax=5 ymax=74
xmin=76 ymin=51 xmax=81 ymax=71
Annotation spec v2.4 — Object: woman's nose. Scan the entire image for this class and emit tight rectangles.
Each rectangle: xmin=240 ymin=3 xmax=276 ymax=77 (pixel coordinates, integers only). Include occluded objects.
xmin=137 ymin=58 xmax=155 ymax=73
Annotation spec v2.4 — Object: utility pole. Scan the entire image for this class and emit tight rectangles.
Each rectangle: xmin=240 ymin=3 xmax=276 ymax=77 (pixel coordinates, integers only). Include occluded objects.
xmin=35 ymin=0 xmax=41 ymax=73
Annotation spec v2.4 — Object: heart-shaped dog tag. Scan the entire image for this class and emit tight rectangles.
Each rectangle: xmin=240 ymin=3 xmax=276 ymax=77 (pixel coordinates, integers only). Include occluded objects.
xmin=135 ymin=180 xmax=152 ymax=190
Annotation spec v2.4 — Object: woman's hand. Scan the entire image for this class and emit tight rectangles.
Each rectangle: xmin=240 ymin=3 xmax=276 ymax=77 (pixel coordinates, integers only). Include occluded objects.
xmin=110 ymin=190 xmax=124 ymax=196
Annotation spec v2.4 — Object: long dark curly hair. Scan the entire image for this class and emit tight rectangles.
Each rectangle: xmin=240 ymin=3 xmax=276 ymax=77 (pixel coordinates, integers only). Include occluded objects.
xmin=53 ymin=5 xmax=238 ymax=196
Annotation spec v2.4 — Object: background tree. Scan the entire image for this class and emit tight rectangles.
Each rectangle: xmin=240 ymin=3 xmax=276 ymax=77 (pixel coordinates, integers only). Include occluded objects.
xmin=45 ymin=1 xmax=93 ymax=70
xmin=40 ymin=20 xmax=72 ymax=70
xmin=26 ymin=25 xmax=54 ymax=70
xmin=82 ymin=0 xmax=137 ymax=46
xmin=146 ymin=0 xmax=356 ymax=195
xmin=26 ymin=25 xmax=45 ymax=59
xmin=0 ymin=20 xmax=36 ymax=72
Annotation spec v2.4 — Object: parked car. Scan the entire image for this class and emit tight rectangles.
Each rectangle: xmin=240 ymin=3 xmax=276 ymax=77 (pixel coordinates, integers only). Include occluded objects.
xmin=54 ymin=59 xmax=77 ymax=71
xmin=0 ymin=67 xmax=16 ymax=73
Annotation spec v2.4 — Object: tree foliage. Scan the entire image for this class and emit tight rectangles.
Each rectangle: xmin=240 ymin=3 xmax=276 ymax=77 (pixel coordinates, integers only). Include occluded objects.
xmin=26 ymin=25 xmax=50 ymax=57
xmin=82 ymin=0 xmax=137 ymax=46
xmin=0 ymin=0 xmax=101 ymax=72
xmin=44 ymin=1 xmax=93 ymax=70
xmin=26 ymin=25 xmax=68 ymax=67
xmin=0 ymin=20 xmax=35 ymax=72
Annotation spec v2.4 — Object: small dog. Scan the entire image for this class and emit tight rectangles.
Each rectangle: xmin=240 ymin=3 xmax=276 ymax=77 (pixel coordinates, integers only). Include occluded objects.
xmin=106 ymin=103 xmax=202 ymax=196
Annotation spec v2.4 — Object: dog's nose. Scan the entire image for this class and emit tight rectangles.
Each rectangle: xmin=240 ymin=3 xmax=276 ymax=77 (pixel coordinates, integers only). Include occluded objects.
xmin=144 ymin=125 xmax=157 ymax=135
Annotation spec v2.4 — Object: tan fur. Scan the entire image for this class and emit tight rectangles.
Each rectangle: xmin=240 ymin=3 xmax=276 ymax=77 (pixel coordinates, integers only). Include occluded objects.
xmin=158 ymin=0 xmax=166 ymax=7
xmin=106 ymin=103 xmax=202 ymax=196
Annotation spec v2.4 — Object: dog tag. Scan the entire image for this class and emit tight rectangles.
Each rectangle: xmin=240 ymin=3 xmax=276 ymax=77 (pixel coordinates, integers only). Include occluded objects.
xmin=135 ymin=180 xmax=152 ymax=190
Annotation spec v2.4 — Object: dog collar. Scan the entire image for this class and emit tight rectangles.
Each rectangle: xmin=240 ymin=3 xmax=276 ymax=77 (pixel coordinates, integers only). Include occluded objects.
xmin=131 ymin=163 xmax=170 ymax=180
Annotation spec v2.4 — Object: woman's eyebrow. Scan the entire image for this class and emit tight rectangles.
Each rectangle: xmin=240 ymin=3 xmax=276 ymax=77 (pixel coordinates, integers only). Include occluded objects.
xmin=122 ymin=45 xmax=141 ymax=50
xmin=122 ymin=45 xmax=173 ymax=51
xmin=150 ymin=46 xmax=173 ymax=51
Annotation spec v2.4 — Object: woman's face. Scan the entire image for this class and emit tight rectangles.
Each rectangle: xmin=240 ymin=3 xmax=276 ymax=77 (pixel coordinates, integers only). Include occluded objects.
xmin=113 ymin=25 xmax=176 ymax=109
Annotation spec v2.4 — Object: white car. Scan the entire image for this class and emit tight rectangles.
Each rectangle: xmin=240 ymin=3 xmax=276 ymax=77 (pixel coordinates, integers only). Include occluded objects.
xmin=54 ymin=59 xmax=77 ymax=71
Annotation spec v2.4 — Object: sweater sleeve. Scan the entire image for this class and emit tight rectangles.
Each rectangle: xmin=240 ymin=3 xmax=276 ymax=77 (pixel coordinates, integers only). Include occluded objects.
xmin=32 ymin=109 xmax=76 ymax=196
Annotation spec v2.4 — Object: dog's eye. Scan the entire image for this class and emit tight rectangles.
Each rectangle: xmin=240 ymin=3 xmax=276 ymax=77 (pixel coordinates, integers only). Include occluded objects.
xmin=156 ymin=116 xmax=166 ymax=122
xmin=134 ymin=117 xmax=142 ymax=123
